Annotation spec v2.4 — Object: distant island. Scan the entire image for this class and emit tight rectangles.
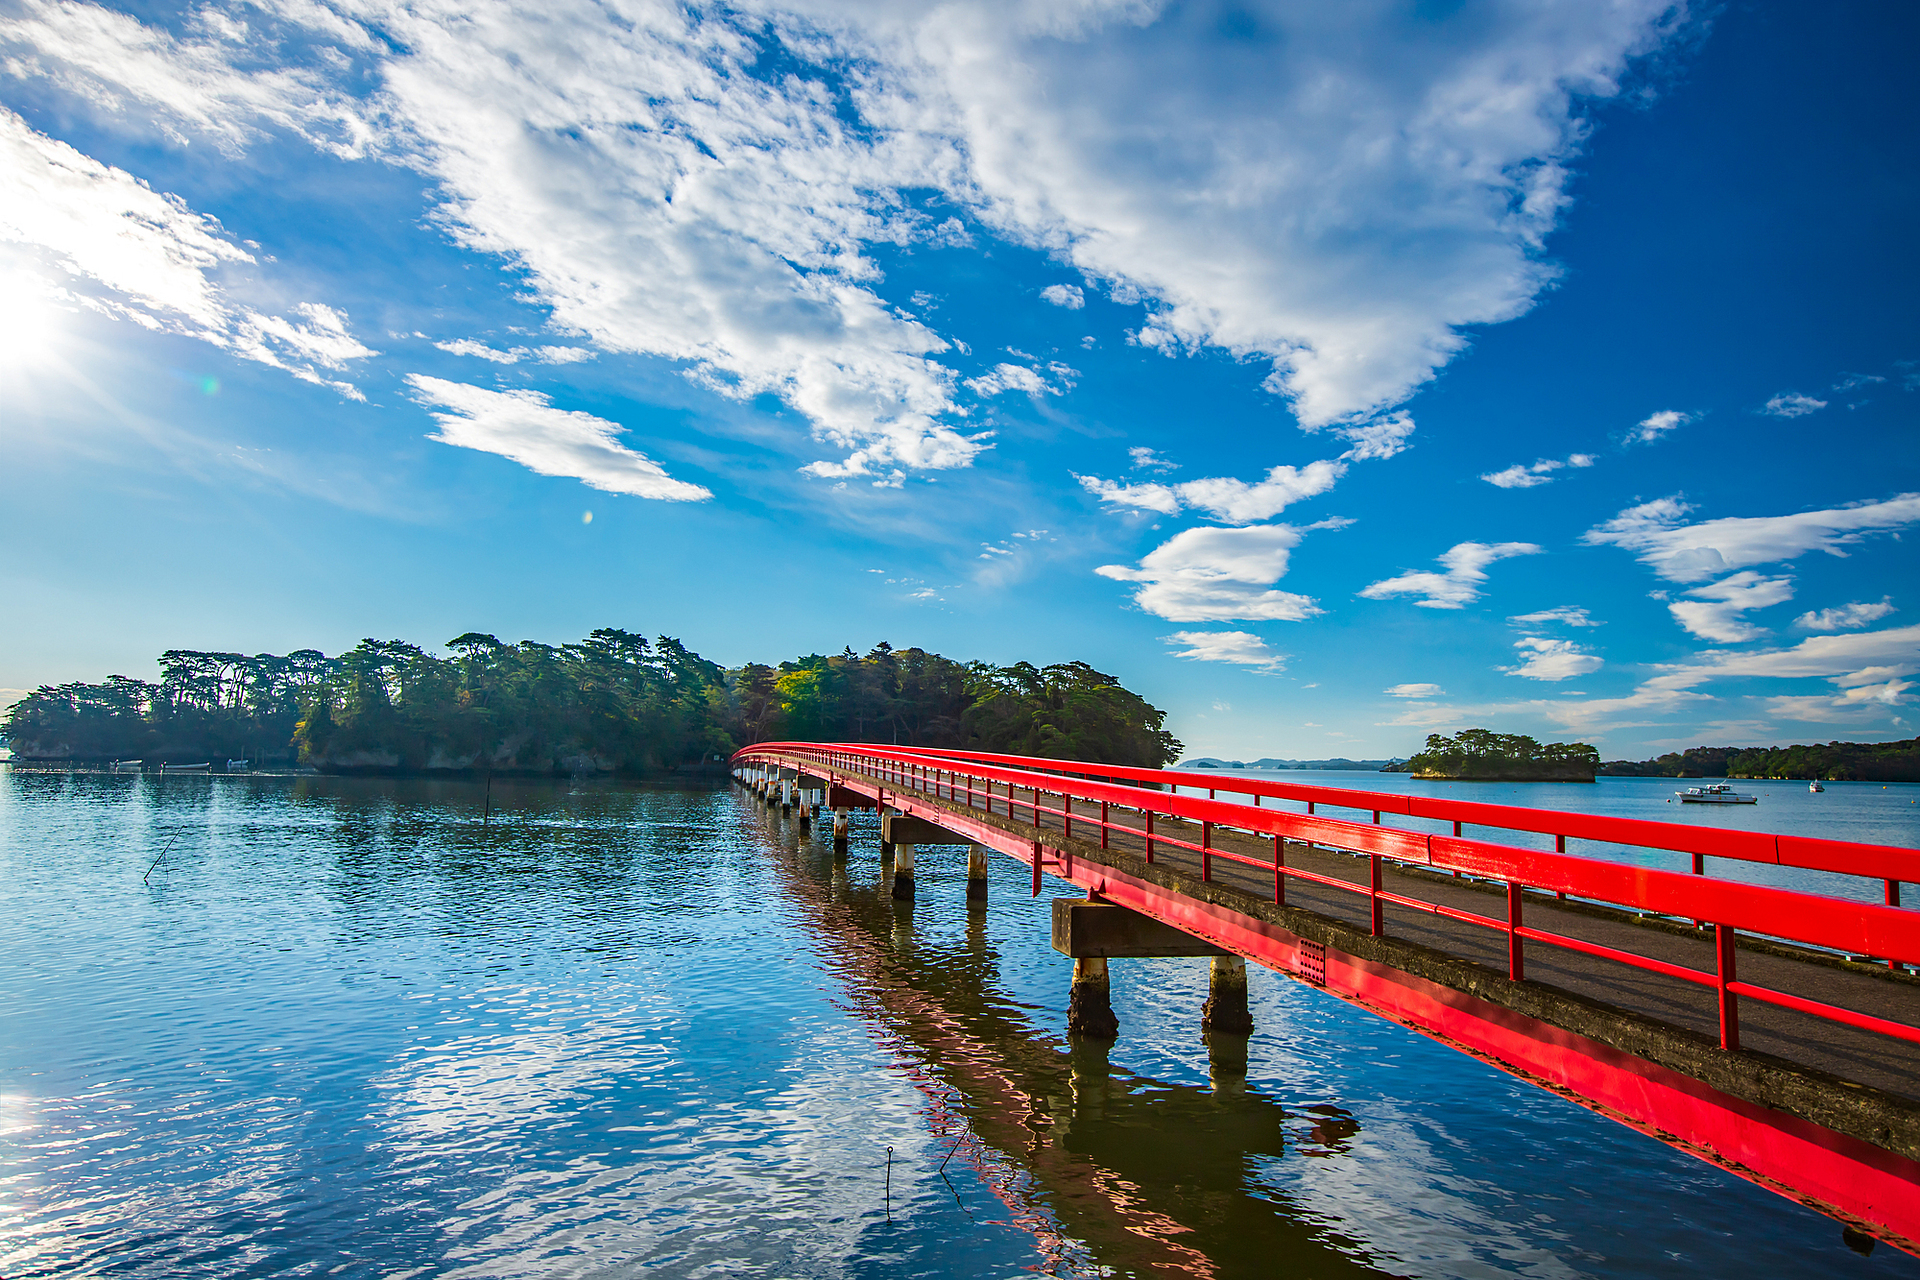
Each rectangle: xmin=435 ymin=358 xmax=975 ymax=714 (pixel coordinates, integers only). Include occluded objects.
xmin=1600 ymin=737 xmax=1920 ymax=783
xmin=2 ymin=635 xmax=1181 ymax=775
xmin=1382 ymin=730 xmax=1599 ymax=782
xmin=1178 ymin=756 xmax=1407 ymax=771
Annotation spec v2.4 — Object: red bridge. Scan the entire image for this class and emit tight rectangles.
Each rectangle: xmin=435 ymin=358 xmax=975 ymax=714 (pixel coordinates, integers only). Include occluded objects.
xmin=734 ymin=741 xmax=1920 ymax=1254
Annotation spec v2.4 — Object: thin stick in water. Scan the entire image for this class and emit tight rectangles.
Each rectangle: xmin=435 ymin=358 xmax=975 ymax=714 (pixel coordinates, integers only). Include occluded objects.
xmin=143 ymin=832 xmax=182 ymax=884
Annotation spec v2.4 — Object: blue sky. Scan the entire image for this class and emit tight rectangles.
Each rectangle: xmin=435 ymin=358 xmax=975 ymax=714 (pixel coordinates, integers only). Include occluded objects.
xmin=2 ymin=0 xmax=1916 ymax=762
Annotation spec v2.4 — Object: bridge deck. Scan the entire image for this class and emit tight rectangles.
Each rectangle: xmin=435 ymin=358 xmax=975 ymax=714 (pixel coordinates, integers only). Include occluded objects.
xmin=847 ymin=770 xmax=1920 ymax=1101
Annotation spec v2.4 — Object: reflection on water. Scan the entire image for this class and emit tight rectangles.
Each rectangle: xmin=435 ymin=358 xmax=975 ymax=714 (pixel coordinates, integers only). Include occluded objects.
xmin=0 ymin=771 xmax=1911 ymax=1278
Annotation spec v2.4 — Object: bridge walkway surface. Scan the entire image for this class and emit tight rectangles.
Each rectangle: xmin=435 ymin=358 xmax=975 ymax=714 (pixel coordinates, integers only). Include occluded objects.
xmin=735 ymin=743 xmax=1920 ymax=1254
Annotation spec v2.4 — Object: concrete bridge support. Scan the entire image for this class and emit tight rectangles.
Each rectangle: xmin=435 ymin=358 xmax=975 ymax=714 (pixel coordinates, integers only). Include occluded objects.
xmin=1201 ymin=956 xmax=1254 ymax=1035
xmin=966 ymin=843 xmax=989 ymax=903
xmin=892 ymin=843 xmax=915 ymax=901
xmin=1067 ymin=957 xmax=1119 ymax=1039
xmin=832 ymin=807 xmax=849 ymax=856
xmin=1053 ymin=898 xmax=1231 ymax=1041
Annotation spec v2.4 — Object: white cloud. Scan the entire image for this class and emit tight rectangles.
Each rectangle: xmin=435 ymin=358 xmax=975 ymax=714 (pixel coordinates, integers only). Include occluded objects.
xmin=1581 ymin=493 xmax=1920 ymax=583
xmin=1078 ymin=459 xmax=1344 ymax=524
xmin=1796 ymin=598 xmax=1897 ymax=631
xmin=1384 ymin=683 xmax=1445 ymax=699
xmin=1509 ymin=606 xmax=1600 ymax=627
xmin=1039 ymin=283 xmax=1084 ymax=309
xmin=1762 ymin=391 xmax=1826 ymax=418
xmin=1377 ymin=625 xmax=1920 ymax=739
xmin=1627 ymin=409 xmax=1694 ymax=444
xmin=1128 ymin=446 xmax=1177 ymax=473
xmin=3 ymin=0 xmax=1688 ymax=466
xmin=1833 ymin=372 xmax=1885 ymax=394
xmin=0 ymin=0 xmax=375 ymax=156
xmin=965 ymin=363 xmax=1055 ymax=396
xmin=1334 ymin=411 xmax=1416 ymax=462
xmin=1666 ymin=571 xmax=1795 ymax=643
xmin=1505 ymin=636 xmax=1603 ymax=681
xmin=1649 ymin=625 xmax=1920 ymax=694
xmin=406 ymin=375 xmax=711 ymax=500
xmin=435 ymin=339 xmax=597 ymax=365
xmin=1163 ymin=630 xmax=1286 ymax=670
xmin=1480 ymin=451 xmax=1597 ymax=488
xmin=1097 ymin=521 xmax=1347 ymax=622
xmin=0 ymin=107 xmax=374 ymax=393
xmin=1359 ymin=541 xmax=1542 ymax=610
xmin=1482 ymin=463 xmax=1553 ymax=489
xmin=840 ymin=2 xmax=1686 ymax=430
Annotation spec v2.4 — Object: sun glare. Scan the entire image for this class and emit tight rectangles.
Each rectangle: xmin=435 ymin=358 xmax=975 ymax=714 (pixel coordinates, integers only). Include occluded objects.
xmin=0 ymin=273 xmax=69 ymax=371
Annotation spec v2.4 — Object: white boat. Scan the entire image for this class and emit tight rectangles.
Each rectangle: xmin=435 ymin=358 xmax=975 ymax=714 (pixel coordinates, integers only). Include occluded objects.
xmin=1676 ymin=783 xmax=1757 ymax=804
xmin=162 ymin=762 xmax=212 ymax=773
xmin=1809 ymin=780 xmax=1825 ymax=792
xmin=225 ymin=759 xmax=250 ymax=773
xmin=111 ymin=759 xmax=142 ymax=771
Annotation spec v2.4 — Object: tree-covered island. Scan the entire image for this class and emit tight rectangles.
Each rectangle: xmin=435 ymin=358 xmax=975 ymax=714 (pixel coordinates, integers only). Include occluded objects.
xmin=1384 ymin=729 xmax=1600 ymax=782
xmin=2 ymin=633 xmax=1182 ymax=773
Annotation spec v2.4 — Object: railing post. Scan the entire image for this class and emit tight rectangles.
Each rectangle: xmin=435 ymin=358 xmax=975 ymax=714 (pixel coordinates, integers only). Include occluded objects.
xmin=1507 ymin=883 xmax=1524 ymax=980
xmin=1370 ymin=853 xmax=1383 ymax=936
xmin=1555 ymin=835 xmax=1567 ymax=899
xmin=1144 ymin=811 xmax=1154 ymax=864
xmin=1032 ymin=787 xmax=1041 ymax=827
xmin=1201 ymin=821 xmax=1213 ymax=881
xmin=1716 ymin=924 xmax=1740 ymax=1050
xmin=1273 ymin=836 xmax=1285 ymax=906
xmin=1063 ymin=795 xmax=1072 ymax=840
xmin=1888 ymin=881 xmax=1903 ymax=970
xmin=1307 ymin=801 xmax=1315 ymax=815
xmin=1100 ymin=801 xmax=1110 ymax=850
xmin=1031 ymin=841 xmax=1042 ymax=897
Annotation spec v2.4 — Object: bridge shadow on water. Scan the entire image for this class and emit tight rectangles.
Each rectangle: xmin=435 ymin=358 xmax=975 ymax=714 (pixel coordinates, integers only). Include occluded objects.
xmin=752 ymin=803 xmax=1394 ymax=1279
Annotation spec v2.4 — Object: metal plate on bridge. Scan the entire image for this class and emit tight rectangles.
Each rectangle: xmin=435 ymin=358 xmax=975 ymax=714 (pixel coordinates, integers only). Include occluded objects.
xmin=1052 ymin=900 xmax=1231 ymax=959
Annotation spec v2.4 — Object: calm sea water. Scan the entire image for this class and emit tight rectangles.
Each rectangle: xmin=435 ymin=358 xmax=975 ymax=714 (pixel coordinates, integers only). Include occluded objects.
xmin=2 ymin=768 xmax=1915 ymax=1278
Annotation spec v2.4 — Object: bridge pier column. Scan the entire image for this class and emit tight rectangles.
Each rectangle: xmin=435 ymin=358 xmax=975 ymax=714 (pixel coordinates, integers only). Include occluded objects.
xmin=1201 ymin=956 xmax=1253 ymax=1034
xmin=832 ymin=806 xmax=849 ymax=856
xmin=966 ymin=843 xmax=989 ymax=902
xmin=1067 ymin=957 xmax=1119 ymax=1039
xmin=780 ymin=779 xmax=793 ymax=816
xmin=892 ymin=843 xmax=915 ymax=900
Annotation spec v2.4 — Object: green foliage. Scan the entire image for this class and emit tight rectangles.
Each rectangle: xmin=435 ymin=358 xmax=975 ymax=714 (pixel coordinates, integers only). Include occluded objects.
xmin=5 ymin=634 xmax=1181 ymax=772
xmin=1601 ymin=738 xmax=1920 ymax=782
xmin=1595 ymin=746 xmax=1739 ymax=778
xmin=960 ymin=660 xmax=1182 ymax=767
xmin=1404 ymin=729 xmax=1599 ymax=779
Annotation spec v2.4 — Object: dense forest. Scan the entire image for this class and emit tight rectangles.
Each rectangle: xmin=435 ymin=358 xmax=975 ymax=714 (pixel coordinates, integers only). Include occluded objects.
xmin=1600 ymin=738 xmax=1920 ymax=782
xmin=1385 ymin=729 xmax=1600 ymax=781
xmin=2 ymin=633 xmax=1182 ymax=773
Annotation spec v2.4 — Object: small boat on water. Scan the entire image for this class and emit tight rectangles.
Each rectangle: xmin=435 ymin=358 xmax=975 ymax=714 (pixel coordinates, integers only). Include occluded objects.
xmin=225 ymin=759 xmax=250 ymax=773
xmin=1810 ymin=779 xmax=1825 ymax=792
xmin=1676 ymin=783 xmax=1758 ymax=804
xmin=162 ymin=762 xmax=212 ymax=773
xmin=111 ymin=759 xmax=142 ymax=771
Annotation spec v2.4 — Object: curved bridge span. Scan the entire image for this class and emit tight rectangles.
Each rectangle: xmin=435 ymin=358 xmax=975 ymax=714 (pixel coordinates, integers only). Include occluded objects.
xmin=735 ymin=742 xmax=1920 ymax=1254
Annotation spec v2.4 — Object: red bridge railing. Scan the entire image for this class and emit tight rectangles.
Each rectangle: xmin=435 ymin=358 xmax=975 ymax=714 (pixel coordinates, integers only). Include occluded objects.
xmin=735 ymin=742 xmax=1920 ymax=1054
